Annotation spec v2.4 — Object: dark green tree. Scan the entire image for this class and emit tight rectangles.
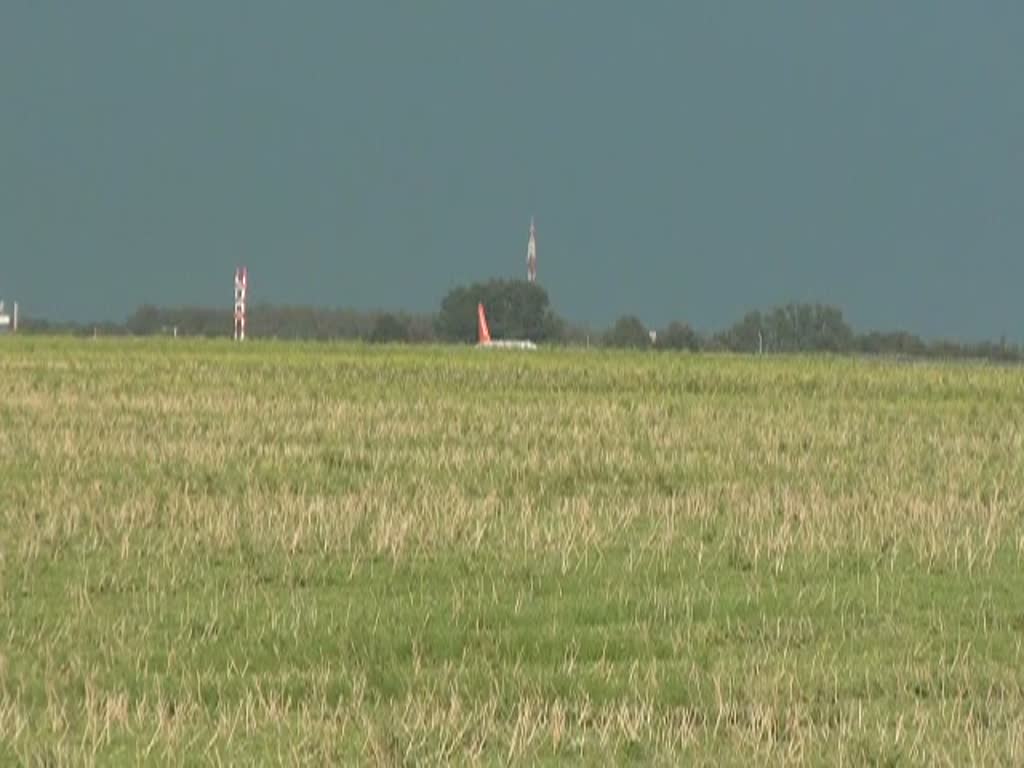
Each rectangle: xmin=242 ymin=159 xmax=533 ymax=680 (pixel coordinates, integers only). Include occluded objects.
xmin=715 ymin=310 xmax=764 ymax=352
xmin=604 ymin=315 xmax=651 ymax=349
xmin=657 ymin=321 xmax=702 ymax=351
xmin=436 ymin=279 xmax=561 ymax=343
xmin=716 ymin=303 xmax=853 ymax=354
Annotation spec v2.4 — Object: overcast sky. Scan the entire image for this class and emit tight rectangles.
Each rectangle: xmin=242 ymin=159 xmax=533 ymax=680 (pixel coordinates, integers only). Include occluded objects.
xmin=2 ymin=3 xmax=1022 ymax=340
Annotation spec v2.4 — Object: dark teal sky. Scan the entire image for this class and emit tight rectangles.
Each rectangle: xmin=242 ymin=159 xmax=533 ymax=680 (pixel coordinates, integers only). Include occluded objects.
xmin=2 ymin=3 xmax=1022 ymax=339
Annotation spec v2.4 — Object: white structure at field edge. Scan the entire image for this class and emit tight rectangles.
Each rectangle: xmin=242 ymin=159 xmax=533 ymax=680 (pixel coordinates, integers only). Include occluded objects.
xmin=0 ymin=300 xmax=17 ymax=334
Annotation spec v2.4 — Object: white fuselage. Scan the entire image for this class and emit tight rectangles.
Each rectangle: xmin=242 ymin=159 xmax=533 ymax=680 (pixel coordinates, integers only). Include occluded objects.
xmin=477 ymin=339 xmax=537 ymax=350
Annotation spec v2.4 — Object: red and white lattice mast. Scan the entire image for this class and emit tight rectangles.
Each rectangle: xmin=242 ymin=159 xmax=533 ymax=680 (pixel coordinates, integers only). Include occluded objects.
xmin=526 ymin=217 xmax=538 ymax=283
xmin=233 ymin=267 xmax=247 ymax=341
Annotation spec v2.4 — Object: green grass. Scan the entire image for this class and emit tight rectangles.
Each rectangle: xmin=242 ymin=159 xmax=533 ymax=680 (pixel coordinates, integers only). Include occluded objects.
xmin=1 ymin=337 xmax=1023 ymax=764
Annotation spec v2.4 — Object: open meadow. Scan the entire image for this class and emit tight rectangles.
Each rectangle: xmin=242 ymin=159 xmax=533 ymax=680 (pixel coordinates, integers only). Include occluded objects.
xmin=1 ymin=337 xmax=1023 ymax=764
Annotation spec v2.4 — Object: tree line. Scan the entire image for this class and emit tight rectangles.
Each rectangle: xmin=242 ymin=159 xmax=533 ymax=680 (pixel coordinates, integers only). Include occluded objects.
xmin=14 ymin=279 xmax=1023 ymax=364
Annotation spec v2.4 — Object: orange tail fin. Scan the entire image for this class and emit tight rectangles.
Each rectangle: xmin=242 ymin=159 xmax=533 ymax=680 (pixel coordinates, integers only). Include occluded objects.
xmin=477 ymin=303 xmax=491 ymax=344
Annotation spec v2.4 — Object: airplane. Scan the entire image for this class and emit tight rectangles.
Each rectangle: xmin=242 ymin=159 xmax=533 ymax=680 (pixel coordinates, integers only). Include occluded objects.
xmin=476 ymin=302 xmax=537 ymax=350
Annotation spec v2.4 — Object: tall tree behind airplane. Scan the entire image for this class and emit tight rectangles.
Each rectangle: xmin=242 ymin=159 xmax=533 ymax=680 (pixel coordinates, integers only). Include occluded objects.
xmin=436 ymin=279 xmax=562 ymax=343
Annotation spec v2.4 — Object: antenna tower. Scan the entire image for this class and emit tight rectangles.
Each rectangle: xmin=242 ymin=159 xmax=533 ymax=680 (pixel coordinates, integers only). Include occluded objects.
xmin=233 ymin=267 xmax=247 ymax=341
xmin=526 ymin=217 xmax=538 ymax=283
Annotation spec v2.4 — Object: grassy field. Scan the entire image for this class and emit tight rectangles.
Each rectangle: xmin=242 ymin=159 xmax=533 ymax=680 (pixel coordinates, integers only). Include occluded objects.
xmin=1 ymin=337 xmax=1023 ymax=764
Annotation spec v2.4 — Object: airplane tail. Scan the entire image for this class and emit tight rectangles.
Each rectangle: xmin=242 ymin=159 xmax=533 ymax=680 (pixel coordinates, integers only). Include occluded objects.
xmin=477 ymin=303 xmax=491 ymax=344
